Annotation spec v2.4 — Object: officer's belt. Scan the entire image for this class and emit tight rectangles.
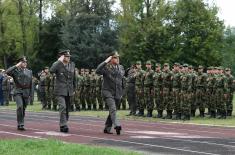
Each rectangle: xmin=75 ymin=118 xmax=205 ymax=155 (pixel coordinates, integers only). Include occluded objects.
xmin=15 ymin=84 xmax=31 ymax=89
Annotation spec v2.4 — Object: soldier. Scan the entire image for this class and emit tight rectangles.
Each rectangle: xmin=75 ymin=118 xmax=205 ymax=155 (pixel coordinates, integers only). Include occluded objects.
xmin=90 ymin=69 xmax=98 ymax=110
xmin=171 ymin=63 xmax=181 ymax=120
xmin=162 ymin=63 xmax=173 ymax=119
xmin=39 ymin=68 xmax=48 ymax=109
xmin=135 ymin=61 xmax=145 ymax=116
xmin=180 ymin=64 xmax=192 ymax=120
xmin=126 ymin=63 xmax=137 ymax=116
xmin=215 ymin=67 xmax=227 ymax=119
xmin=80 ymin=68 xmax=86 ymax=110
xmin=96 ymin=51 xmax=124 ymax=135
xmin=120 ymin=77 xmax=127 ymax=110
xmin=84 ymin=69 xmax=91 ymax=110
xmin=74 ymin=68 xmax=82 ymax=111
xmin=97 ymin=75 xmax=104 ymax=110
xmin=224 ymin=68 xmax=234 ymax=116
xmin=6 ymin=56 xmax=33 ymax=130
xmin=51 ymin=74 xmax=58 ymax=111
xmin=50 ymin=50 xmax=76 ymax=133
xmin=2 ymin=71 xmax=11 ymax=106
xmin=143 ymin=60 xmax=154 ymax=117
xmin=153 ymin=63 xmax=163 ymax=118
xmin=194 ymin=66 xmax=207 ymax=117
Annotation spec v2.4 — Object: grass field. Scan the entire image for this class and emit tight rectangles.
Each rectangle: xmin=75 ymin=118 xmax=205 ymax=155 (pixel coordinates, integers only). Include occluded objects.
xmin=0 ymin=139 xmax=140 ymax=155
xmin=1 ymin=98 xmax=235 ymax=127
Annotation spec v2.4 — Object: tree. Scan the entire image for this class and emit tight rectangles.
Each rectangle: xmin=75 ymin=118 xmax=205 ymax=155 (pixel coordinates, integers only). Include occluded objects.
xmin=60 ymin=0 xmax=118 ymax=68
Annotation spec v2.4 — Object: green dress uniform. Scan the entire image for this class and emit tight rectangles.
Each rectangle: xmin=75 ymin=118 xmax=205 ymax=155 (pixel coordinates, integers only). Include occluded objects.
xmin=6 ymin=58 xmax=33 ymax=130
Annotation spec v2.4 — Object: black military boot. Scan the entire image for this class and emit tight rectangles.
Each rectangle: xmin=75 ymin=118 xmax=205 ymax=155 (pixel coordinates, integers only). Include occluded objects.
xmin=114 ymin=126 xmax=122 ymax=135
xmin=218 ymin=112 xmax=227 ymax=119
xmin=93 ymin=104 xmax=97 ymax=111
xmin=98 ymin=105 xmax=103 ymax=110
xmin=156 ymin=110 xmax=163 ymax=118
xmin=172 ymin=113 xmax=181 ymax=120
xmin=199 ymin=110 xmax=205 ymax=118
xmin=227 ymin=110 xmax=232 ymax=116
xmin=164 ymin=110 xmax=172 ymax=119
xmin=146 ymin=110 xmax=153 ymax=117
xmin=136 ymin=109 xmax=144 ymax=117
xmin=191 ymin=110 xmax=195 ymax=117
xmin=209 ymin=111 xmax=216 ymax=118
xmin=47 ymin=104 xmax=51 ymax=110
xmin=60 ymin=126 xmax=69 ymax=133
xmin=87 ymin=105 xmax=91 ymax=110
xmin=70 ymin=105 xmax=74 ymax=112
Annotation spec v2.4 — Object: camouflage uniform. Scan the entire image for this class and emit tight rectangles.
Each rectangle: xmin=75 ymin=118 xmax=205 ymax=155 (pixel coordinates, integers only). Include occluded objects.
xmin=153 ymin=64 xmax=163 ymax=118
xmin=73 ymin=69 xmax=82 ymax=111
xmin=96 ymin=75 xmax=104 ymax=110
xmin=2 ymin=73 xmax=11 ymax=106
xmin=171 ymin=63 xmax=181 ymax=119
xmin=194 ymin=66 xmax=207 ymax=117
xmin=225 ymin=68 xmax=234 ymax=116
xmin=143 ymin=61 xmax=154 ymax=117
xmin=162 ymin=63 xmax=173 ymax=119
xmin=84 ymin=69 xmax=91 ymax=110
xmin=90 ymin=69 xmax=98 ymax=110
xmin=80 ymin=69 xmax=86 ymax=110
xmin=206 ymin=68 xmax=216 ymax=117
xmin=135 ymin=66 xmax=145 ymax=116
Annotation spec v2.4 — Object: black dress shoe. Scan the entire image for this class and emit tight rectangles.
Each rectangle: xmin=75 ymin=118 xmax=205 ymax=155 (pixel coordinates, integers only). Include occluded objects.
xmin=104 ymin=129 xmax=113 ymax=134
xmin=17 ymin=125 xmax=25 ymax=131
xmin=114 ymin=126 xmax=122 ymax=135
xmin=60 ymin=126 xmax=69 ymax=133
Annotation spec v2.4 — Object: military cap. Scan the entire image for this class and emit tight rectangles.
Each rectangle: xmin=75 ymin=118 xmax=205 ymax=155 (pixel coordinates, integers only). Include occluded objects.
xmin=174 ymin=63 xmax=180 ymax=66
xmin=110 ymin=51 xmax=119 ymax=57
xmin=91 ymin=69 xmax=96 ymax=72
xmin=198 ymin=65 xmax=204 ymax=69
xmin=44 ymin=66 xmax=49 ymax=69
xmin=17 ymin=56 xmax=27 ymax=62
xmin=146 ymin=60 xmax=152 ymax=65
xmin=163 ymin=63 xmax=169 ymax=67
xmin=183 ymin=64 xmax=188 ymax=67
xmin=85 ymin=69 xmax=90 ymax=72
xmin=218 ymin=66 xmax=223 ymax=70
xmin=188 ymin=65 xmax=193 ymax=69
xmin=225 ymin=68 xmax=231 ymax=71
xmin=136 ymin=61 xmax=141 ymax=65
xmin=155 ymin=63 xmax=161 ymax=67
xmin=58 ymin=49 xmax=71 ymax=57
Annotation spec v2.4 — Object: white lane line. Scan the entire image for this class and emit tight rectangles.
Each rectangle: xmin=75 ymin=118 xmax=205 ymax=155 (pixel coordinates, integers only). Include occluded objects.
xmin=0 ymin=131 xmax=46 ymax=140
xmin=0 ymin=124 xmax=220 ymax=155
xmin=1 ymin=111 xmax=234 ymax=136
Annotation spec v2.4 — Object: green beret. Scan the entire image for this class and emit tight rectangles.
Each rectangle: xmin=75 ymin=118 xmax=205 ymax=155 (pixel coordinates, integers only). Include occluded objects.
xmin=188 ymin=65 xmax=193 ymax=69
xmin=183 ymin=64 xmax=188 ymax=67
xmin=174 ymin=63 xmax=180 ymax=66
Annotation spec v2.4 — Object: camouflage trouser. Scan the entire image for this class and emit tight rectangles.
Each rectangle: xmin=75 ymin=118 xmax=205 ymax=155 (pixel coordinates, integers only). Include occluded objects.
xmin=195 ymin=88 xmax=206 ymax=112
xmin=80 ymin=90 xmax=86 ymax=109
xmin=180 ymin=90 xmax=191 ymax=116
xmin=120 ymin=90 xmax=127 ymax=110
xmin=41 ymin=91 xmax=47 ymax=108
xmin=226 ymin=92 xmax=233 ymax=111
xmin=144 ymin=87 xmax=154 ymax=111
xmin=206 ymin=89 xmax=214 ymax=111
xmin=172 ymin=88 xmax=180 ymax=114
xmin=74 ymin=90 xmax=80 ymax=109
xmin=3 ymin=91 xmax=10 ymax=105
xmin=52 ymin=93 xmax=57 ymax=107
xmin=154 ymin=88 xmax=163 ymax=111
xmin=96 ymin=89 xmax=103 ymax=109
xmin=136 ymin=87 xmax=145 ymax=111
xmin=46 ymin=90 xmax=53 ymax=108
xmin=215 ymin=88 xmax=226 ymax=113
xmin=90 ymin=88 xmax=97 ymax=110
xmin=84 ymin=88 xmax=91 ymax=109
xmin=163 ymin=87 xmax=172 ymax=110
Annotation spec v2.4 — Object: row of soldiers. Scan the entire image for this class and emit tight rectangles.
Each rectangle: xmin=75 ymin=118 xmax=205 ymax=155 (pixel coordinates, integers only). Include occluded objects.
xmin=126 ymin=61 xmax=234 ymax=120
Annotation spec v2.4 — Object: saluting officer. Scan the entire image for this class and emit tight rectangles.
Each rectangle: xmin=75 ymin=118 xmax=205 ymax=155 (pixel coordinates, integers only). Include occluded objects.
xmin=96 ymin=51 xmax=124 ymax=135
xmin=50 ymin=50 xmax=76 ymax=133
xmin=6 ymin=56 xmax=33 ymax=130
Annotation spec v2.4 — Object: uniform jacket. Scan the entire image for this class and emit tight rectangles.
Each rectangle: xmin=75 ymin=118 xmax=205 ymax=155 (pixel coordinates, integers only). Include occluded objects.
xmin=96 ymin=61 xmax=125 ymax=100
xmin=6 ymin=66 xmax=33 ymax=98
xmin=50 ymin=60 xmax=76 ymax=96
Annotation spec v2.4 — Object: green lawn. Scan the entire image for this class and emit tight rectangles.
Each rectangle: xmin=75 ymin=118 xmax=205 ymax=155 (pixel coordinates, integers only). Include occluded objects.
xmin=0 ymin=139 xmax=140 ymax=155
xmin=1 ymin=99 xmax=235 ymax=127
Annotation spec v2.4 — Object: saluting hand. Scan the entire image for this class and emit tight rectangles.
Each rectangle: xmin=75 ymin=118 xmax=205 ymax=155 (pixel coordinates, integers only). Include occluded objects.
xmin=58 ymin=55 xmax=65 ymax=62
xmin=16 ymin=61 xmax=22 ymax=67
xmin=105 ymin=56 xmax=112 ymax=63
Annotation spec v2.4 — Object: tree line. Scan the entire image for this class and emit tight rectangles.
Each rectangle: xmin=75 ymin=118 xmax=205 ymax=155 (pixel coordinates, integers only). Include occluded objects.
xmin=0 ymin=0 xmax=235 ymax=74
